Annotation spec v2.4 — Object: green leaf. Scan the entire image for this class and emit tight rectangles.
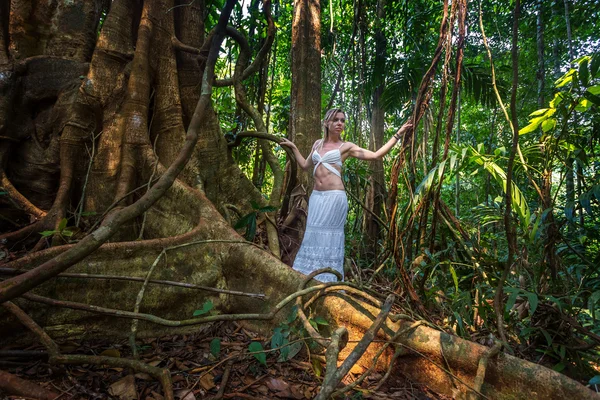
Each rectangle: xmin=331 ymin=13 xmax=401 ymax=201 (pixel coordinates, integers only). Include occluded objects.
xmin=286 ymin=306 xmax=298 ymax=324
xmin=278 ymin=337 xmax=289 ymax=360
xmin=519 ymin=120 xmax=542 ymax=135
xmin=588 ymin=290 xmax=600 ymax=320
xmin=540 ymin=328 xmax=553 ymax=346
xmin=565 ymin=201 xmax=575 ymax=222
xmin=234 ymin=212 xmax=256 ymax=230
xmin=579 ymin=58 xmax=590 ymax=86
xmin=549 ymin=92 xmax=564 ymax=108
xmin=505 ymin=288 xmax=519 ymax=312
xmin=541 ymin=118 xmax=556 ymax=132
xmin=506 ymin=290 xmax=519 ymax=311
xmin=528 ymin=108 xmax=548 ymax=117
xmin=62 ymin=230 xmax=74 ymax=238
xmin=546 ymin=296 xmax=563 ymax=312
xmin=250 ymin=200 xmax=261 ymax=210
xmin=277 ymin=341 xmax=302 ymax=362
xmin=193 ymin=300 xmax=214 ymax=316
xmin=557 ymin=344 xmax=566 ymax=360
xmin=590 ymin=53 xmax=600 ymax=77
xmin=553 ymin=362 xmax=566 ymax=372
xmin=210 ymin=338 xmax=221 ymax=357
xmin=39 ymin=230 xmax=56 ymax=237
xmin=526 ymin=292 xmax=539 ymax=316
xmin=584 ymin=91 xmax=600 ymax=106
xmin=258 ymin=205 xmax=278 ymax=213
xmin=245 ymin=215 xmax=257 ymax=241
xmin=449 ymin=264 xmax=459 ymax=294
xmin=271 ymin=328 xmax=284 ymax=349
xmin=309 ymin=319 xmax=318 ymax=330
xmin=555 ymin=69 xmax=575 ymax=88
xmin=587 ymin=84 xmax=600 ymax=95
xmin=248 ymin=342 xmax=267 ymax=366
xmin=575 ymin=98 xmax=591 ymax=112
xmin=313 ymin=316 xmax=329 ymax=326
xmin=58 ymin=218 xmax=68 ymax=231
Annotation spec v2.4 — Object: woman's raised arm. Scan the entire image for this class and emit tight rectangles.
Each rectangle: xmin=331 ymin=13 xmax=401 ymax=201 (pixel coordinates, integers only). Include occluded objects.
xmin=346 ymin=122 xmax=413 ymax=161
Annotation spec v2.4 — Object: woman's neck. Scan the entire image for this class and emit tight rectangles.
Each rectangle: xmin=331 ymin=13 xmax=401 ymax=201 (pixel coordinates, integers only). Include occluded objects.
xmin=325 ymin=133 xmax=342 ymax=143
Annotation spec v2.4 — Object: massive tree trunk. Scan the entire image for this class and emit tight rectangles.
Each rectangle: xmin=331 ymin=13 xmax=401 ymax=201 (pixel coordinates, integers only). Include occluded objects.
xmin=280 ymin=0 xmax=322 ymax=265
xmin=0 ymin=2 xmax=597 ymax=400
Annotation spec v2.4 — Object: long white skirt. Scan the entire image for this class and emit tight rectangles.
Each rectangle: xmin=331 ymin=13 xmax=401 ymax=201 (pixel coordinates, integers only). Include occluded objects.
xmin=292 ymin=190 xmax=348 ymax=282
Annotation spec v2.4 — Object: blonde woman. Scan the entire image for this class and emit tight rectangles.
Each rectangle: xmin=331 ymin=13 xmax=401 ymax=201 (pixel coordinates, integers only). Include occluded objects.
xmin=280 ymin=108 xmax=412 ymax=282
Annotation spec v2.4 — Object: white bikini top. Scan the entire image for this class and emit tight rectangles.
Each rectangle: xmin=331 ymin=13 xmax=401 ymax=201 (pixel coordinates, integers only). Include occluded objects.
xmin=312 ymin=140 xmax=345 ymax=178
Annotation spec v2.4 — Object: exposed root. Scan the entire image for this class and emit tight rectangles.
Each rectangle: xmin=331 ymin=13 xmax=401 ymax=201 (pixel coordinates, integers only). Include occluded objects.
xmin=467 ymin=341 xmax=502 ymax=400
xmin=315 ymin=294 xmax=394 ymax=400
xmin=0 ymin=369 xmax=58 ymax=400
xmin=0 ymin=170 xmax=47 ymax=219
xmin=20 ymin=281 xmax=354 ymax=327
xmin=296 ymin=268 xmax=344 ymax=348
xmin=0 ymin=266 xmax=266 ymax=299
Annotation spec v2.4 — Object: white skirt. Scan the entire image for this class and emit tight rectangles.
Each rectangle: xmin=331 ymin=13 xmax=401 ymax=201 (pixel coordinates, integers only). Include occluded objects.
xmin=292 ymin=190 xmax=348 ymax=282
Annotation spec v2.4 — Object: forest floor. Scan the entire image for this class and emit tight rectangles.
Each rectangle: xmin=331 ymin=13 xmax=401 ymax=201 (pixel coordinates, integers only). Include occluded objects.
xmin=0 ymin=321 xmax=448 ymax=400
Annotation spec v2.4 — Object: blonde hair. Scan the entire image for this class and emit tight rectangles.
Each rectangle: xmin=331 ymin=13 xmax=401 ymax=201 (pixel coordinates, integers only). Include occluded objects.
xmin=322 ymin=108 xmax=346 ymax=141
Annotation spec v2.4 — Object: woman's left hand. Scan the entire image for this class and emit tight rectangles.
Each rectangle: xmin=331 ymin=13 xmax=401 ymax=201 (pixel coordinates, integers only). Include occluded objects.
xmin=396 ymin=121 xmax=414 ymax=135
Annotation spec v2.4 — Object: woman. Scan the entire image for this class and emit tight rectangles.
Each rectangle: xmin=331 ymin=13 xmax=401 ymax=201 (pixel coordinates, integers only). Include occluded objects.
xmin=280 ymin=108 xmax=413 ymax=282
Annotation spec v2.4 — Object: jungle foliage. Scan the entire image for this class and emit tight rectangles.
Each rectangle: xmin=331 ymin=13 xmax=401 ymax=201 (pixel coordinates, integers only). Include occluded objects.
xmin=216 ymin=0 xmax=600 ymax=384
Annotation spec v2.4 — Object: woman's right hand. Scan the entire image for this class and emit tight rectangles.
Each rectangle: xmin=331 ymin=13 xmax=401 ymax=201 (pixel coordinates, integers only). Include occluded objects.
xmin=279 ymin=138 xmax=297 ymax=150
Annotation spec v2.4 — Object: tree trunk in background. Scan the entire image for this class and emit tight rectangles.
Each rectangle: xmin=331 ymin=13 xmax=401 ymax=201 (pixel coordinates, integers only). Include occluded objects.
xmin=280 ymin=0 xmax=322 ymax=265
xmin=536 ymin=0 xmax=545 ymax=108
xmin=563 ymin=0 xmax=576 ymax=234
xmin=363 ymin=0 xmax=387 ymax=260
xmin=537 ymin=0 xmax=560 ymax=283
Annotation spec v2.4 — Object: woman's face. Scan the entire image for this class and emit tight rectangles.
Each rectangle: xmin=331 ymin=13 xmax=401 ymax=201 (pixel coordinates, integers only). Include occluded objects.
xmin=327 ymin=112 xmax=346 ymax=136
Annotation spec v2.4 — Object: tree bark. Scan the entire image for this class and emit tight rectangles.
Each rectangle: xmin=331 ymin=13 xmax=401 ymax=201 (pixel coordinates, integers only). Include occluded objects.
xmin=363 ymin=0 xmax=387 ymax=259
xmin=281 ymin=0 xmax=322 ymax=265
xmin=536 ymin=0 xmax=545 ymax=108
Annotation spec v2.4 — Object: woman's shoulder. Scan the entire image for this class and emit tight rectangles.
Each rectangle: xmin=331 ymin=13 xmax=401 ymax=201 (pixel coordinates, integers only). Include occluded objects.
xmin=340 ymin=141 xmax=357 ymax=150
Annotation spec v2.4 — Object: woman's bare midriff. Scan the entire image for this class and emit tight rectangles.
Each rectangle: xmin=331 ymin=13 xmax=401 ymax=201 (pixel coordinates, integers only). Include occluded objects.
xmin=313 ymin=165 xmax=345 ymax=191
